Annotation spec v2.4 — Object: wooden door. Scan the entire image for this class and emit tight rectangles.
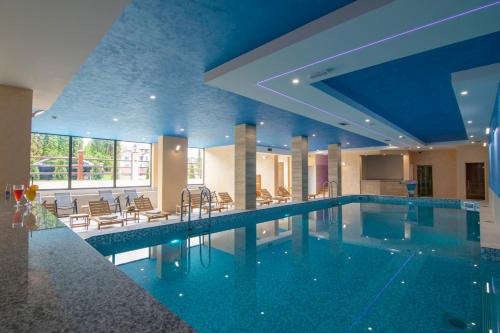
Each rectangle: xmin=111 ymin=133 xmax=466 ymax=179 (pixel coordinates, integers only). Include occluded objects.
xmin=466 ymin=163 xmax=485 ymax=200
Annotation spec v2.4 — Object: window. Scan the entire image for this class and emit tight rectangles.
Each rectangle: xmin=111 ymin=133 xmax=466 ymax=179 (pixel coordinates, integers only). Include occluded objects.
xmin=187 ymin=148 xmax=204 ymax=185
xmin=71 ymin=137 xmax=115 ymax=188
xmin=30 ymin=134 xmax=70 ymax=189
xmin=30 ymin=133 xmax=152 ymax=189
xmin=116 ymin=141 xmax=151 ymax=187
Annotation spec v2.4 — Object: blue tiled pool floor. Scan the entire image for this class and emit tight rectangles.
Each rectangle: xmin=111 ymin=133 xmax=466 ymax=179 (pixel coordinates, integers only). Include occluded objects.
xmin=110 ymin=202 xmax=493 ymax=332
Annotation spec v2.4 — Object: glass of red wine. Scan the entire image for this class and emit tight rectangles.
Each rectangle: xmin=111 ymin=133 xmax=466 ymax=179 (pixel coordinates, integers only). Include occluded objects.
xmin=12 ymin=185 xmax=24 ymax=207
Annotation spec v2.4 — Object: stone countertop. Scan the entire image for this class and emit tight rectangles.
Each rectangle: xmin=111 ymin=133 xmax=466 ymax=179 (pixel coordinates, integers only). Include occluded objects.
xmin=0 ymin=199 xmax=194 ymax=332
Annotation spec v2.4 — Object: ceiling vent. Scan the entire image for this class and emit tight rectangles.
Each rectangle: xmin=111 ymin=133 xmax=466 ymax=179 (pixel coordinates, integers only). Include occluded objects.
xmin=309 ymin=67 xmax=335 ymax=80
xmin=338 ymin=122 xmax=349 ymax=126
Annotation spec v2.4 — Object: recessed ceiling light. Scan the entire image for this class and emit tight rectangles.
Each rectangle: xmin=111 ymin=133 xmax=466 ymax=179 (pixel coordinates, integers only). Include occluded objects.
xmin=259 ymin=121 xmax=264 ymax=125
xmin=284 ymin=144 xmax=288 ymax=147
xmin=179 ymin=128 xmax=185 ymax=132
xmin=467 ymin=120 xmax=472 ymax=124
xmin=470 ymin=135 xmax=474 ymax=138
xmin=113 ymin=118 xmax=119 ymax=122
xmin=257 ymin=140 xmax=261 ymax=144
xmin=483 ymin=142 xmax=487 ymax=147
xmin=460 ymin=90 xmax=468 ymax=96
xmin=149 ymin=95 xmax=156 ymax=100
xmin=225 ymin=135 xmax=229 ymax=139
xmin=292 ymin=78 xmax=300 ymax=85
xmin=175 ymin=145 xmax=181 ymax=152
xmin=365 ymin=118 xmax=371 ymax=123
xmin=417 ymin=146 xmax=421 ymax=149
xmin=312 ymin=133 xmax=316 ymax=137
xmin=429 ymin=146 xmax=433 ymax=149
xmin=398 ymin=135 xmax=404 ymax=139
xmin=486 ymin=127 xmax=491 ymax=135
xmin=86 ymin=131 xmax=91 ymax=135
xmin=346 ymin=142 xmax=350 ymax=145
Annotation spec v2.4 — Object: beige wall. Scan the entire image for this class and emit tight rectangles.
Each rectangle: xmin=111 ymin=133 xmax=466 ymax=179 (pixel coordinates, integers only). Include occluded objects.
xmin=0 ymin=85 xmax=32 ymax=190
xmin=205 ymin=145 xmax=235 ymax=199
xmin=455 ymin=145 xmax=489 ymax=200
xmin=157 ymin=136 xmax=187 ymax=212
xmin=410 ymin=149 xmax=457 ymax=198
xmin=256 ymin=153 xmax=276 ymax=195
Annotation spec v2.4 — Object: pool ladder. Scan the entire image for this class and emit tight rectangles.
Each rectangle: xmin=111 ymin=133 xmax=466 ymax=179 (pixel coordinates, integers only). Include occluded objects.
xmin=322 ymin=180 xmax=338 ymax=199
xmin=180 ymin=187 xmax=213 ymax=230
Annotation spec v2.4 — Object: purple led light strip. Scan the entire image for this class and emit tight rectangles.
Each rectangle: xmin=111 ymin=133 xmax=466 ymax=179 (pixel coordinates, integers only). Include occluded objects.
xmin=256 ymin=1 xmax=500 ymax=146
xmin=258 ymin=1 xmax=500 ymax=84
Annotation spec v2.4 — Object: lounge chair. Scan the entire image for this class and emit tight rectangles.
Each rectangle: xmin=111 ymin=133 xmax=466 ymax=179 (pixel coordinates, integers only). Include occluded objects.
xmin=133 ymin=197 xmax=169 ymax=222
xmin=278 ymin=186 xmax=292 ymax=198
xmin=54 ymin=192 xmax=78 ymax=217
xmin=256 ymin=190 xmax=272 ymax=206
xmin=217 ymin=192 xmax=235 ymax=210
xmin=260 ymin=188 xmax=288 ymax=203
xmin=98 ymin=190 xmax=122 ymax=213
xmin=88 ymin=200 xmax=124 ymax=230
xmin=42 ymin=202 xmax=57 ymax=216
xmin=124 ymin=189 xmax=143 ymax=207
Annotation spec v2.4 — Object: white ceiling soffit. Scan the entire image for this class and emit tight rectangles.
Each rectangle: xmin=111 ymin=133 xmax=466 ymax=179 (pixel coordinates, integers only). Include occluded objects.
xmin=0 ymin=0 xmax=130 ymax=110
xmin=205 ymin=0 xmax=500 ymax=148
xmin=452 ymin=63 xmax=500 ymax=144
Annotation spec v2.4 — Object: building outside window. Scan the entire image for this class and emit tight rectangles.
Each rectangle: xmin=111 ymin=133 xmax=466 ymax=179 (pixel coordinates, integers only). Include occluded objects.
xmin=187 ymin=148 xmax=204 ymax=185
xmin=116 ymin=141 xmax=151 ymax=187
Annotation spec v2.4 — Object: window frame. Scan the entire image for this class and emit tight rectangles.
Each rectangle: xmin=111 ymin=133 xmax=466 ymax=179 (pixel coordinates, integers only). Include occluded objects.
xmin=31 ymin=132 xmax=152 ymax=190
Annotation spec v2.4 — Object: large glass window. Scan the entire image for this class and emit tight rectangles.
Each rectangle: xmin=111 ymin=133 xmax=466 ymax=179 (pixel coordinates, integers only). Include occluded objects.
xmin=187 ymin=148 xmax=204 ymax=185
xmin=71 ymin=137 xmax=115 ymax=188
xmin=116 ymin=141 xmax=151 ymax=187
xmin=30 ymin=134 xmax=70 ymax=189
xmin=30 ymin=133 xmax=153 ymax=189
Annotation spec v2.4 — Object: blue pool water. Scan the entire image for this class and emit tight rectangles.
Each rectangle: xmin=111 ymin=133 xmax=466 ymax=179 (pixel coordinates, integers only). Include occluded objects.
xmin=105 ymin=202 xmax=497 ymax=332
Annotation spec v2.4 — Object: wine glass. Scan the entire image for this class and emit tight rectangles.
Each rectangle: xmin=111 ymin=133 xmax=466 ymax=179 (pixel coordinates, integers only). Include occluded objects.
xmin=12 ymin=185 xmax=24 ymax=207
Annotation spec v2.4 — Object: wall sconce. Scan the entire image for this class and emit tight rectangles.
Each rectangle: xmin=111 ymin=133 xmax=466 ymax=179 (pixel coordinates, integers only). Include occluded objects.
xmin=175 ymin=145 xmax=181 ymax=152
xmin=341 ymin=161 xmax=346 ymax=167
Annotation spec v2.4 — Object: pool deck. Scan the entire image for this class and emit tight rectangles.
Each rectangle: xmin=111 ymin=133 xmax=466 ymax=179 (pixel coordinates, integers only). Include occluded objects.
xmin=0 ymin=199 xmax=194 ymax=333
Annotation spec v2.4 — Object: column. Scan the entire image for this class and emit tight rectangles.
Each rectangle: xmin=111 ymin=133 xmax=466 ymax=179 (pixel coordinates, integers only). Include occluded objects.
xmin=157 ymin=136 xmax=187 ymax=212
xmin=0 ymin=85 xmax=32 ymax=190
xmin=328 ymin=144 xmax=342 ymax=196
xmin=235 ymin=124 xmax=256 ymax=210
xmin=292 ymin=136 xmax=308 ymax=201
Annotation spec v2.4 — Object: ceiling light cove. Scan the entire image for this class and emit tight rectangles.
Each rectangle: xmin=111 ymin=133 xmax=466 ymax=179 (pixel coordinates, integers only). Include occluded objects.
xmin=206 ymin=1 xmax=500 ymax=149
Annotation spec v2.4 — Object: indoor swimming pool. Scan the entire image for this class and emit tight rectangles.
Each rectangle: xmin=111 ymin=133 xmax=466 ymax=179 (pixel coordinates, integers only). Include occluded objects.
xmin=96 ymin=201 xmax=497 ymax=332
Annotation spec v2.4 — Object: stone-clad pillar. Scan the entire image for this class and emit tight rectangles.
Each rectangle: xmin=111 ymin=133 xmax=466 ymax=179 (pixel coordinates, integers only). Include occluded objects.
xmin=235 ymin=124 xmax=256 ymax=210
xmin=292 ymin=136 xmax=308 ymax=201
xmin=328 ymin=144 xmax=342 ymax=196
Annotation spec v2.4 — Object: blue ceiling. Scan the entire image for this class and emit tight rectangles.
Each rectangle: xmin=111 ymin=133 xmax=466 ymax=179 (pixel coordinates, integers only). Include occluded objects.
xmin=32 ymin=0 xmax=385 ymax=149
xmin=322 ymin=31 xmax=500 ymax=143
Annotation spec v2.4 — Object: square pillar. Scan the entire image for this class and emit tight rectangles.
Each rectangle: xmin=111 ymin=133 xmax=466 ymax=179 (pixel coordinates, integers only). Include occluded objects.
xmin=235 ymin=124 xmax=256 ymax=210
xmin=157 ymin=136 xmax=187 ymax=213
xmin=0 ymin=85 xmax=32 ymax=190
xmin=328 ymin=144 xmax=342 ymax=196
xmin=292 ymin=136 xmax=308 ymax=201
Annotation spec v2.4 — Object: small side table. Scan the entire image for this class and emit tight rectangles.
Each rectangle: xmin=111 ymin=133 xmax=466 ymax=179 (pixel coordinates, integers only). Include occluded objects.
xmin=124 ymin=209 xmax=140 ymax=225
xmin=69 ymin=213 xmax=90 ymax=230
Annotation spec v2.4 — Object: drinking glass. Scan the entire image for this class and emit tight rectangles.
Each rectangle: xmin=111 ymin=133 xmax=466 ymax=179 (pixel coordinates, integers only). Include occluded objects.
xmin=12 ymin=185 xmax=24 ymax=206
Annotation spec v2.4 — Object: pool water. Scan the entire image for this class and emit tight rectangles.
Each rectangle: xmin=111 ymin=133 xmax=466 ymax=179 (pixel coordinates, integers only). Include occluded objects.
xmin=110 ymin=202 xmax=494 ymax=332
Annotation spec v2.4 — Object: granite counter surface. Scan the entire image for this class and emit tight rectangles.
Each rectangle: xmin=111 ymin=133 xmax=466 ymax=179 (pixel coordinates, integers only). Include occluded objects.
xmin=0 ymin=200 xmax=194 ymax=332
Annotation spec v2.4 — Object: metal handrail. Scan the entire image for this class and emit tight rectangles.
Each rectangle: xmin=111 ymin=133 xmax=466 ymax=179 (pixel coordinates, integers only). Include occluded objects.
xmin=199 ymin=187 xmax=212 ymax=220
xmin=180 ymin=188 xmax=191 ymax=222
xmin=322 ymin=180 xmax=338 ymax=198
